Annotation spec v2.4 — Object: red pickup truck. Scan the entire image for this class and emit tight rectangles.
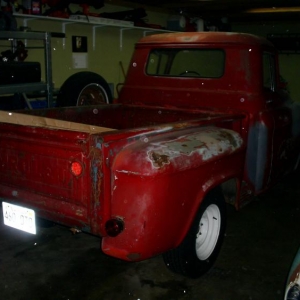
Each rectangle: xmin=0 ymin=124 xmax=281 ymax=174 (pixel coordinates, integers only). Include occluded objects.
xmin=1 ymin=32 xmax=300 ymax=278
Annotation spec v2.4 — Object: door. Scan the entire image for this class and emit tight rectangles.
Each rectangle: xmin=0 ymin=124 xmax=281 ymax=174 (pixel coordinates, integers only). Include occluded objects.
xmin=262 ymin=52 xmax=295 ymax=186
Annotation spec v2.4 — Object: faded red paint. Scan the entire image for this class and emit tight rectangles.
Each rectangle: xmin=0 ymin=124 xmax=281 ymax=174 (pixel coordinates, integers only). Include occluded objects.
xmin=0 ymin=32 xmax=300 ymax=262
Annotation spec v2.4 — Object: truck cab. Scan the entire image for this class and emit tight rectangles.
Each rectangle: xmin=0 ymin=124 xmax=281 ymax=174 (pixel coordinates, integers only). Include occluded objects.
xmin=119 ymin=32 xmax=300 ymax=204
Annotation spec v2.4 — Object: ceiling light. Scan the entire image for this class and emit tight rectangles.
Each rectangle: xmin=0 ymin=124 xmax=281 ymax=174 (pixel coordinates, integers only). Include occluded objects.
xmin=245 ymin=6 xmax=300 ymax=13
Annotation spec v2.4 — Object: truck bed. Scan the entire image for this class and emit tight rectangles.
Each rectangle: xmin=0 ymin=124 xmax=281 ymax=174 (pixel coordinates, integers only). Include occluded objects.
xmin=19 ymin=104 xmax=229 ymax=130
xmin=0 ymin=104 xmax=244 ymax=236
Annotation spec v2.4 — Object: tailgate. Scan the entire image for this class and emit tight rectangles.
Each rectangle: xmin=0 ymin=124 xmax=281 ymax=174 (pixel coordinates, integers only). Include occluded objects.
xmin=0 ymin=122 xmax=103 ymax=234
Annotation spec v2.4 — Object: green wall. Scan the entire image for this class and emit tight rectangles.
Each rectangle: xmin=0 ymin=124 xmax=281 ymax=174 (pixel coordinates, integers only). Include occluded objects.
xmin=15 ymin=7 xmax=300 ymax=103
xmin=232 ymin=21 xmax=300 ymax=102
xmin=15 ymin=4 xmax=171 ymax=98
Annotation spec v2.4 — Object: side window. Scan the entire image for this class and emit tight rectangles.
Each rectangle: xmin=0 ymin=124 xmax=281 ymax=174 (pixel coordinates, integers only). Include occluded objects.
xmin=147 ymin=51 xmax=169 ymax=75
xmin=263 ymin=53 xmax=276 ymax=91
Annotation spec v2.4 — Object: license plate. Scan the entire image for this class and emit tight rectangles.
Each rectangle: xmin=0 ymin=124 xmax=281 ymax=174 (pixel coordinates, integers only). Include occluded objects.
xmin=2 ymin=202 xmax=36 ymax=234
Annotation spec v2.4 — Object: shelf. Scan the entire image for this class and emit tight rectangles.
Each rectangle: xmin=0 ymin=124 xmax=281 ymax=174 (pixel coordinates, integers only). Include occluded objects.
xmin=0 ymin=82 xmax=48 ymax=94
xmin=14 ymin=13 xmax=173 ymax=50
xmin=0 ymin=30 xmax=50 ymax=40
xmin=0 ymin=30 xmax=53 ymax=108
xmin=14 ymin=13 xmax=171 ymax=32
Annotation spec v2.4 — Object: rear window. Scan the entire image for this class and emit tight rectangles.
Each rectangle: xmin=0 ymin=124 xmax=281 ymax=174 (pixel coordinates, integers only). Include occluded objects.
xmin=146 ymin=48 xmax=225 ymax=78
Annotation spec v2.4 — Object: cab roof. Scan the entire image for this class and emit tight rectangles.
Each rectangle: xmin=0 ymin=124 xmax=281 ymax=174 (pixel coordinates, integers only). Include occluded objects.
xmin=138 ymin=32 xmax=274 ymax=48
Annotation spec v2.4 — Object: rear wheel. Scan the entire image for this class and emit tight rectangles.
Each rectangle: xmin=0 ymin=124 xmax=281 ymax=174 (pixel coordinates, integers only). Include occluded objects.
xmin=56 ymin=72 xmax=112 ymax=107
xmin=163 ymin=188 xmax=226 ymax=278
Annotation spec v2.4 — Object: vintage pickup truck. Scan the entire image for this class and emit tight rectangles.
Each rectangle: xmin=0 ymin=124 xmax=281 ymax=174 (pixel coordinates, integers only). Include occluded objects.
xmin=1 ymin=32 xmax=300 ymax=278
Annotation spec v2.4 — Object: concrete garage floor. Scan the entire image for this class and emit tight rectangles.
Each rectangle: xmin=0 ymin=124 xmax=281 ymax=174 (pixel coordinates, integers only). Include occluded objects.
xmin=1 ymin=172 xmax=300 ymax=300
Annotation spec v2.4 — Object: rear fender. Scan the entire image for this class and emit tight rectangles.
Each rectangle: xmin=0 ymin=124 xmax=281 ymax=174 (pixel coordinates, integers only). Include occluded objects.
xmin=112 ymin=126 xmax=243 ymax=176
xmin=102 ymin=126 xmax=245 ymax=261
xmin=174 ymin=173 xmax=242 ymax=251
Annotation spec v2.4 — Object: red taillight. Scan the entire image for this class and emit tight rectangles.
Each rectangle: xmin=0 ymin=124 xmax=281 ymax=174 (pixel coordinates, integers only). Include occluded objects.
xmin=71 ymin=161 xmax=83 ymax=176
xmin=105 ymin=218 xmax=124 ymax=237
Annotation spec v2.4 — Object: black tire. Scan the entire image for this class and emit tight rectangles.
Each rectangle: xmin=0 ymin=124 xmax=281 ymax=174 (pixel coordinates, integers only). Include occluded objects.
xmin=163 ymin=188 xmax=226 ymax=278
xmin=56 ymin=71 xmax=113 ymax=107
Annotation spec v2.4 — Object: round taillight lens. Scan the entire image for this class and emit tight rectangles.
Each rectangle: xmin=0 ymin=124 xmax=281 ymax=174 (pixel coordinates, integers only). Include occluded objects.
xmin=105 ymin=218 xmax=124 ymax=237
xmin=71 ymin=161 xmax=83 ymax=176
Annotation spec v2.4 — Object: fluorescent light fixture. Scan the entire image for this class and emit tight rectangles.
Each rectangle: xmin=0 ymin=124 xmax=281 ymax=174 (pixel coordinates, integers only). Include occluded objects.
xmin=245 ymin=7 xmax=300 ymax=13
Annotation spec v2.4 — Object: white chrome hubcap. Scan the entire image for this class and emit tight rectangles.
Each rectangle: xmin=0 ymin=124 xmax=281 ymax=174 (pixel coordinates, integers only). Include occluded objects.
xmin=195 ymin=204 xmax=221 ymax=260
xmin=77 ymin=83 xmax=108 ymax=106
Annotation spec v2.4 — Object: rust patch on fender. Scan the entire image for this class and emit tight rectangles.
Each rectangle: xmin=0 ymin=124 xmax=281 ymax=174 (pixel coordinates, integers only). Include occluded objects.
xmin=146 ymin=127 xmax=243 ymax=169
xmin=149 ymin=151 xmax=170 ymax=168
xmin=218 ymin=130 xmax=238 ymax=148
xmin=89 ymin=146 xmax=102 ymax=205
xmin=173 ymin=122 xmax=189 ymax=129
xmin=75 ymin=209 xmax=84 ymax=217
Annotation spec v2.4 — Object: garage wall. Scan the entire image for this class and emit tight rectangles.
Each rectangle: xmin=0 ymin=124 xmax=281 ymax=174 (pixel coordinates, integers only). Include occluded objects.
xmin=15 ymin=4 xmax=171 ymax=98
xmin=232 ymin=21 xmax=300 ymax=102
xmin=16 ymin=7 xmax=300 ymax=103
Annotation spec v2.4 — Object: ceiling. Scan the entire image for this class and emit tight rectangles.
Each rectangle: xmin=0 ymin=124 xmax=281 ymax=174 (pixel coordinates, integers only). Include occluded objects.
xmin=105 ymin=0 xmax=300 ymax=22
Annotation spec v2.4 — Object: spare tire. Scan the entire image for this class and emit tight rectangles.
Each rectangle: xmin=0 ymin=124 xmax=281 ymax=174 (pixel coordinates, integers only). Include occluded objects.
xmin=56 ymin=71 xmax=113 ymax=107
